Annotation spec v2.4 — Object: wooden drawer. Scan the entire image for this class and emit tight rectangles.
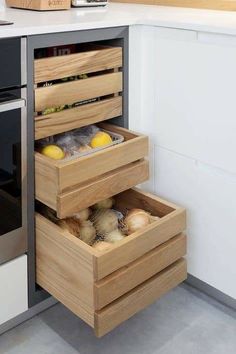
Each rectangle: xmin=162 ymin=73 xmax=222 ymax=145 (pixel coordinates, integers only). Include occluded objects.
xmin=35 ymin=96 xmax=122 ymax=140
xmin=34 ymin=46 xmax=123 ymax=139
xmin=36 ymin=188 xmax=186 ymax=336
xmin=35 ymin=124 xmax=149 ymax=218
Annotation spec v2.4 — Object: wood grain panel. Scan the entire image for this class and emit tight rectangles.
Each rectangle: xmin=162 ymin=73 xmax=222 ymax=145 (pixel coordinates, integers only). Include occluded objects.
xmin=94 ymin=233 xmax=186 ymax=310
xmin=94 ymin=197 xmax=186 ymax=280
xmin=111 ymin=0 xmax=236 ymax=11
xmin=57 ymin=159 xmax=149 ymax=218
xmin=35 ymin=97 xmax=122 ymax=140
xmin=35 ymin=72 xmax=122 ymax=112
xmin=58 ymin=124 xmax=148 ymax=192
xmin=36 ymin=213 xmax=95 ymax=326
xmin=95 ymin=258 xmax=187 ymax=337
xmin=34 ymin=47 xmax=122 ymax=83
xmin=6 ymin=0 xmax=71 ymax=10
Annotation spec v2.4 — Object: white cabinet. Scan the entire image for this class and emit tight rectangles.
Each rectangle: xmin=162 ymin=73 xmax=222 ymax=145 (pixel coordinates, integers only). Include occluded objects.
xmin=0 ymin=255 xmax=28 ymax=325
xmin=129 ymin=25 xmax=236 ymax=299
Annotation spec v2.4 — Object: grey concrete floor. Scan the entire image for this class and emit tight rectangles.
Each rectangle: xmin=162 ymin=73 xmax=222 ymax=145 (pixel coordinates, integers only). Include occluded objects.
xmin=0 ymin=284 xmax=235 ymax=354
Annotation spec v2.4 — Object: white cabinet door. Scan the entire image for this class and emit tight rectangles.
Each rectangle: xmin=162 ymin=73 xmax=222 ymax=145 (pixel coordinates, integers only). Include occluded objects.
xmin=149 ymin=27 xmax=236 ymax=175
xmin=129 ymin=26 xmax=236 ymax=299
xmin=0 ymin=255 xmax=28 ymax=325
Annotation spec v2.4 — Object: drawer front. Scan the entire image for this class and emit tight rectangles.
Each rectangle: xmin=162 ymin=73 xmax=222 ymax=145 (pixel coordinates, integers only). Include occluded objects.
xmin=35 ymin=125 xmax=149 ymax=215
xmin=94 ymin=233 xmax=186 ymax=310
xmin=35 ymin=96 xmax=122 ymax=140
xmin=0 ymin=38 xmax=22 ymax=89
xmin=95 ymin=258 xmax=187 ymax=337
xmin=57 ymin=160 xmax=149 ymax=218
xmin=34 ymin=46 xmax=122 ymax=84
xmin=35 ymin=72 xmax=122 ymax=112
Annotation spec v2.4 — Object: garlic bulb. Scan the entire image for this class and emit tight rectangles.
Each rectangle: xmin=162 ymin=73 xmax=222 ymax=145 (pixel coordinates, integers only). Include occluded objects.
xmin=92 ymin=198 xmax=114 ymax=210
xmin=79 ymin=220 xmax=96 ymax=245
xmin=92 ymin=209 xmax=118 ymax=235
xmin=105 ymin=229 xmax=125 ymax=243
xmin=73 ymin=208 xmax=91 ymax=222
xmin=124 ymin=208 xmax=151 ymax=234
xmin=93 ymin=241 xmax=112 ymax=252
xmin=58 ymin=218 xmax=80 ymax=238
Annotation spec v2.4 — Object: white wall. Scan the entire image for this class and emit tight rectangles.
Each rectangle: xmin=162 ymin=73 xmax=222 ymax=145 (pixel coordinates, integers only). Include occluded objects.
xmin=129 ymin=25 xmax=236 ymax=299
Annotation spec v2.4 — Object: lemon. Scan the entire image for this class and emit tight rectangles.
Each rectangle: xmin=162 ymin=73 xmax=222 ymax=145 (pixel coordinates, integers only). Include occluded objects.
xmin=90 ymin=132 xmax=112 ymax=148
xmin=41 ymin=145 xmax=65 ymax=160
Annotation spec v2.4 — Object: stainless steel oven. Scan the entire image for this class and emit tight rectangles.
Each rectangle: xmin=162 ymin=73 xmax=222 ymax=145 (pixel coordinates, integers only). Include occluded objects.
xmin=0 ymin=38 xmax=27 ymax=265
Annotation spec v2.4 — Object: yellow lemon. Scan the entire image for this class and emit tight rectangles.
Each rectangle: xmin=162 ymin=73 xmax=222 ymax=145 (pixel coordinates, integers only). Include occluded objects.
xmin=41 ymin=145 xmax=65 ymax=160
xmin=90 ymin=132 xmax=112 ymax=148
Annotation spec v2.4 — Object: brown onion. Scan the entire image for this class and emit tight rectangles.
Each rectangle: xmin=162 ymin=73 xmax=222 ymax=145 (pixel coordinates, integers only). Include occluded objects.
xmin=124 ymin=208 xmax=151 ymax=234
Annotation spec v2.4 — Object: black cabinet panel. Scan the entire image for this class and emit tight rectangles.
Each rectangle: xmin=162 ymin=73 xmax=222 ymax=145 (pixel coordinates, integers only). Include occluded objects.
xmin=0 ymin=38 xmax=21 ymax=89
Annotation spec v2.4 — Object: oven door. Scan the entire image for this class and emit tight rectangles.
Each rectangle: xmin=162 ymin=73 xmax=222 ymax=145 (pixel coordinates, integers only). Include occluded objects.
xmin=0 ymin=89 xmax=27 ymax=264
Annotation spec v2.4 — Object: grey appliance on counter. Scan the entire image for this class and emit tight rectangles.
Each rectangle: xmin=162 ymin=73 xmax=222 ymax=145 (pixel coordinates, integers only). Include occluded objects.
xmin=72 ymin=0 xmax=108 ymax=7
xmin=0 ymin=37 xmax=27 ymax=265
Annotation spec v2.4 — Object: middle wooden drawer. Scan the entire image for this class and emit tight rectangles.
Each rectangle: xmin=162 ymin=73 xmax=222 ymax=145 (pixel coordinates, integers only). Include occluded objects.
xmin=35 ymin=123 xmax=149 ymax=218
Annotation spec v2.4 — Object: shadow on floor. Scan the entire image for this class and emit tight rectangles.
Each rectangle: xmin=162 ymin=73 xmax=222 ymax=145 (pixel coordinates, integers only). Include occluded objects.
xmin=0 ymin=285 xmax=236 ymax=354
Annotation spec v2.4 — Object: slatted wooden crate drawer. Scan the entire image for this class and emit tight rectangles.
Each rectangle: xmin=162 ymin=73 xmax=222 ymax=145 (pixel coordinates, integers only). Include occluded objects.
xmin=36 ymin=188 xmax=187 ymax=336
xmin=35 ymin=124 xmax=149 ymax=218
xmin=34 ymin=46 xmax=123 ymax=139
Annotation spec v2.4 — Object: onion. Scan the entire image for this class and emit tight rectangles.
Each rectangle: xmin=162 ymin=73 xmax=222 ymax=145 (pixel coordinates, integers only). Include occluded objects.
xmin=93 ymin=241 xmax=112 ymax=252
xmin=124 ymin=208 xmax=151 ymax=234
xmin=92 ymin=198 xmax=114 ymax=210
xmin=105 ymin=229 xmax=125 ymax=243
xmin=79 ymin=220 xmax=96 ymax=245
xmin=92 ymin=209 xmax=118 ymax=235
xmin=73 ymin=208 xmax=91 ymax=222
xmin=58 ymin=218 xmax=80 ymax=238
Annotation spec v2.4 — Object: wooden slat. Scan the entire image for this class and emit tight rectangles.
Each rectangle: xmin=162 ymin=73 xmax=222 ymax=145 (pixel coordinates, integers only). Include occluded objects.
xmin=36 ymin=213 xmax=95 ymax=327
xmin=35 ymin=153 xmax=58 ymax=211
xmin=35 ymin=96 xmax=122 ymax=140
xmin=94 ymin=233 xmax=186 ymax=310
xmin=57 ymin=160 xmax=149 ymax=218
xmin=111 ymin=0 xmax=236 ymax=11
xmin=34 ymin=47 xmax=122 ymax=84
xmin=35 ymin=72 xmax=122 ymax=112
xmin=94 ymin=205 xmax=186 ymax=280
xmin=115 ymin=188 xmax=178 ymax=217
xmin=95 ymin=258 xmax=187 ymax=337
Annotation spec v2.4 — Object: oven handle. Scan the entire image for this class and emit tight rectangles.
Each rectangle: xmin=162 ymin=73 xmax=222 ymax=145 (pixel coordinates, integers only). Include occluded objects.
xmin=0 ymin=98 xmax=26 ymax=113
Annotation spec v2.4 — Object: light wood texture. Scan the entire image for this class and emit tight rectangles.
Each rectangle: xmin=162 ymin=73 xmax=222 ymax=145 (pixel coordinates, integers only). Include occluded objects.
xmin=35 ymin=96 xmax=122 ymax=140
xmin=94 ymin=189 xmax=186 ymax=280
xmin=6 ymin=0 xmax=70 ymax=10
xmin=35 ymin=72 xmax=122 ymax=112
xmin=36 ymin=213 xmax=95 ymax=327
xmin=34 ymin=47 xmax=122 ymax=84
xmin=36 ymin=189 xmax=186 ymax=334
xmin=95 ymin=258 xmax=187 ymax=337
xmin=111 ymin=0 xmax=236 ymax=11
xmin=57 ymin=159 xmax=149 ymax=218
xmin=35 ymin=124 xmax=149 ymax=213
xmin=94 ymin=233 xmax=186 ymax=310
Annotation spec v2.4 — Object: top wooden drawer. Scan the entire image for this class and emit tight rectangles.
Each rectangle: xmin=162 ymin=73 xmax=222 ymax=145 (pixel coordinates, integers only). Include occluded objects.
xmin=34 ymin=46 xmax=122 ymax=84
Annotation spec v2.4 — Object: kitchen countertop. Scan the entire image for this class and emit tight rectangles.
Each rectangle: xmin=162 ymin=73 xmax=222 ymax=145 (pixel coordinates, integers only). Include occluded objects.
xmin=1 ymin=3 xmax=236 ymax=38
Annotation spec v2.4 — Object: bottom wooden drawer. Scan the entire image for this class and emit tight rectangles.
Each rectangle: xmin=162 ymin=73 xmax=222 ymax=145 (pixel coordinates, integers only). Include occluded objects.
xmin=95 ymin=258 xmax=187 ymax=337
xmin=36 ymin=188 xmax=186 ymax=336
